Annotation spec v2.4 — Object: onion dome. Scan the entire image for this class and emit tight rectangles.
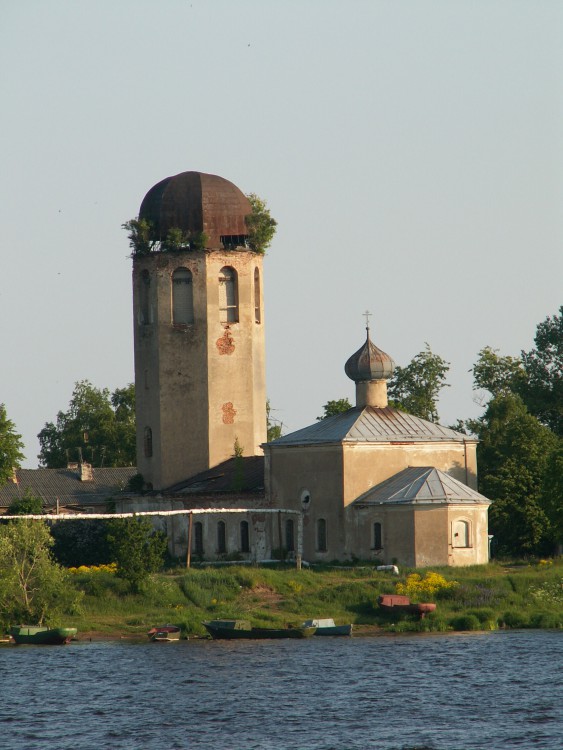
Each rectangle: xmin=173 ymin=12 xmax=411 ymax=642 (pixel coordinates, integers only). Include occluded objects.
xmin=345 ymin=327 xmax=395 ymax=383
xmin=139 ymin=171 xmax=251 ymax=249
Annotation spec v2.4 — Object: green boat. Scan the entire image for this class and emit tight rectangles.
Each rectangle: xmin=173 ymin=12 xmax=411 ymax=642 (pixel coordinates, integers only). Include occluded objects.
xmin=10 ymin=626 xmax=77 ymax=645
xmin=203 ymin=619 xmax=317 ymax=640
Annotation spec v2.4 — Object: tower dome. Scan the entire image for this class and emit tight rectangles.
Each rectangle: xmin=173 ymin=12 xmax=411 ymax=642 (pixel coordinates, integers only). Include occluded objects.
xmin=345 ymin=329 xmax=395 ymax=383
xmin=139 ymin=171 xmax=251 ymax=248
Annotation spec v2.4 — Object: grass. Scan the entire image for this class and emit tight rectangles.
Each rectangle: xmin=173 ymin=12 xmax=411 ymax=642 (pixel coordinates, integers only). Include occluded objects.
xmin=62 ymin=558 xmax=563 ymax=638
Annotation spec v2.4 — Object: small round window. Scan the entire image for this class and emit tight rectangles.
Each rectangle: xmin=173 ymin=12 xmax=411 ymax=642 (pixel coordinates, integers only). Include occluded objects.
xmin=300 ymin=489 xmax=311 ymax=510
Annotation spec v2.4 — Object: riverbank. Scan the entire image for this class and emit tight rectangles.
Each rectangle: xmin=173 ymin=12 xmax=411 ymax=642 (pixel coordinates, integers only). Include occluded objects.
xmin=57 ymin=558 xmax=562 ymax=639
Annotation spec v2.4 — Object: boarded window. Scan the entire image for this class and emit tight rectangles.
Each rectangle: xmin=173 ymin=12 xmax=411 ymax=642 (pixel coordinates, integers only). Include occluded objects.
xmin=317 ymin=518 xmax=327 ymax=552
xmin=453 ymin=520 xmax=470 ymax=548
xmin=219 ymin=266 xmax=238 ymax=323
xmin=140 ymin=269 xmax=150 ymax=324
xmin=285 ymin=519 xmax=295 ymax=552
xmin=254 ymin=267 xmax=261 ymax=323
xmin=217 ymin=520 xmax=227 ymax=554
xmin=373 ymin=522 xmax=382 ymax=549
xmin=144 ymin=427 xmax=152 ymax=458
xmin=240 ymin=520 xmax=250 ymax=553
xmin=172 ymin=267 xmax=194 ymax=324
xmin=194 ymin=522 xmax=204 ymax=556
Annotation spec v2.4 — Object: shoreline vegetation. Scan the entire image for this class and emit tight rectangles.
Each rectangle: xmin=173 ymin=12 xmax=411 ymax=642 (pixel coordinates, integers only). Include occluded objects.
xmin=34 ymin=559 xmax=563 ymax=641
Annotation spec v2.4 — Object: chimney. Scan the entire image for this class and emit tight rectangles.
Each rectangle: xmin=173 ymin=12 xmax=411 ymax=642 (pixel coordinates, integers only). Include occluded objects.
xmin=8 ymin=468 xmax=18 ymax=484
xmin=80 ymin=462 xmax=94 ymax=482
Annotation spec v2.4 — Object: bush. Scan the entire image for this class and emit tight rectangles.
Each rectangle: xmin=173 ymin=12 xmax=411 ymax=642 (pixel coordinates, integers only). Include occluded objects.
xmin=51 ymin=520 xmax=112 ymax=567
xmin=529 ymin=612 xmax=563 ymax=628
xmin=448 ymin=614 xmax=482 ymax=631
xmin=501 ymin=610 xmax=531 ymax=629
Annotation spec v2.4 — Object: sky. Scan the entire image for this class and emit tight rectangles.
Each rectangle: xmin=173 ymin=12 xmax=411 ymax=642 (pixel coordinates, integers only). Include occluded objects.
xmin=1 ymin=1 xmax=562 ymax=468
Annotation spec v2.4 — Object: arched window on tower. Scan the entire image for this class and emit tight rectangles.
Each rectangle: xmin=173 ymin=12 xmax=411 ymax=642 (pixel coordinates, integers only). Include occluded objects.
xmin=140 ymin=269 xmax=150 ymax=325
xmin=219 ymin=266 xmax=238 ymax=323
xmin=172 ymin=267 xmax=194 ymax=324
xmin=144 ymin=427 xmax=153 ymax=458
xmin=254 ymin=267 xmax=261 ymax=324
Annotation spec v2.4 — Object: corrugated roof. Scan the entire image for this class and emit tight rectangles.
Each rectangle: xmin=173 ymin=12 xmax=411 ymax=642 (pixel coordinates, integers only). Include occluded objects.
xmin=353 ymin=466 xmax=491 ymax=506
xmin=165 ymin=455 xmax=264 ymax=495
xmin=269 ymin=406 xmax=474 ymax=446
xmin=0 ymin=467 xmax=137 ymax=508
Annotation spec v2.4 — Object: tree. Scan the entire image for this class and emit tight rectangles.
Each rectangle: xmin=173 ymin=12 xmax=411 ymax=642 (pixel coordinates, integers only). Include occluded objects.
xmin=470 ymin=393 xmax=558 ymax=556
xmin=50 ymin=519 xmax=112 ymax=567
xmin=387 ymin=344 xmax=450 ymax=423
xmin=316 ymin=398 xmax=352 ymax=420
xmin=471 ymin=346 xmax=527 ymax=400
xmin=106 ymin=517 xmax=167 ymax=592
xmin=245 ymin=194 xmax=277 ymax=254
xmin=0 ymin=404 xmax=24 ymax=486
xmin=520 ymin=305 xmax=563 ymax=436
xmin=7 ymin=492 xmax=43 ymax=516
xmin=37 ymin=381 xmax=136 ymax=468
xmin=0 ymin=520 xmax=81 ymax=627
xmin=540 ymin=441 xmax=563 ymax=554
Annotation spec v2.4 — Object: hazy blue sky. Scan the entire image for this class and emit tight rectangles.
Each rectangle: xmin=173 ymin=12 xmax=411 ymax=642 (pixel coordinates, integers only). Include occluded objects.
xmin=1 ymin=1 xmax=562 ymax=467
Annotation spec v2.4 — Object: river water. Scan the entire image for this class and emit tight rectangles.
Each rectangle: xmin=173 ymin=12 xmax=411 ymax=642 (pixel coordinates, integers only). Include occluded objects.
xmin=0 ymin=630 xmax=561 ymax=750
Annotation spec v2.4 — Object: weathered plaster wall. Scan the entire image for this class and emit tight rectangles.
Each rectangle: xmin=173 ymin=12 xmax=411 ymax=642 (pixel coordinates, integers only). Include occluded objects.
xmin=133 ymin=250 xmax=266 ymax=491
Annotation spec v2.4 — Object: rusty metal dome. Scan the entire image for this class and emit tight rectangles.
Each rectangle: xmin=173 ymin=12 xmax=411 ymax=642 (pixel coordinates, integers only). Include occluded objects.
xmin=139 ymin=171 xmax=251 ymax=249
xmin=345 ymin=329 xmax=395 ymax=382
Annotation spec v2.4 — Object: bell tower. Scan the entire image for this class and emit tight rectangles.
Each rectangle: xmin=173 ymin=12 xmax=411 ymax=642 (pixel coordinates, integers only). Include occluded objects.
xmin=132 ymin=171 xmax=266 ymax=490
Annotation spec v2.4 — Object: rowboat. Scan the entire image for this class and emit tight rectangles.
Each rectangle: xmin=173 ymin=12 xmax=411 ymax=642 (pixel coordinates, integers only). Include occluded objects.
xmin=302 ymin=619 xmax=353 ymax=636
xmin=203 ymin=619 xmax=317 ymax=640
xmin=10 ymin=626 xmax=77 ymax=645
xmin=377 ymin=595 xmax=436 ymax=619
xmin=147 ymin=625 xmax=181 ymax=642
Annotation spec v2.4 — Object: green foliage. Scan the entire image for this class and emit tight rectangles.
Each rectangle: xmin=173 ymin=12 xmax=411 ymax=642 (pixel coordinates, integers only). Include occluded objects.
xmin=0 ymin=520 xmax=82 ymax=627
xmin=471 ymin=393 xmax=558 ymax=556
xmin=50 ymin=519 xmax=112 ymax=567
xmin=7 ymin=491 xmax=43 ymax=516
xmin=520 ymin=305 xmax=563 ymax=436
xmin=317 ymin=398 xmax=352 ymax=420
xmin=0 ymin=404 xmax=24 ymax=486
xmin=123 ymin=217 xmax=209 ymax=255
xmin=540 ymin=442 xmax=563 ymax=549
xmin=34 ymin=559 xmax=563 ymax=637
xmin=122 ymin=218 xmax=158 ymax=255
xmin=448 ymin=613 xmax=482 ymax=631
xmin=37 ymin=380 xmax=135 ymax=468
xmin=387 ymin=344 xmax=450 ymax=423
xmin=244 ymin=194 xmax=277 ymax=254
xmin=472 ymin=346 xmax=527 ymax=399
xmin=106 ymin=517 xmax=167 ymax=592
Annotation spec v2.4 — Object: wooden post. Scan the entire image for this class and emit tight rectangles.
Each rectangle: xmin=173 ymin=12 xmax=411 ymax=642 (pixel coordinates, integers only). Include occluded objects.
xmin=186 ymin=512 xmax=193 ymax=569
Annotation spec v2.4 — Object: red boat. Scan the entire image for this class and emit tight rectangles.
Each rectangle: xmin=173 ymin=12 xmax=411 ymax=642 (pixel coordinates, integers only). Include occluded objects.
xmin=378 ymin=595 xmax=436 ymax=619
xmin=147 ymin=625 xmax=181 ymax=642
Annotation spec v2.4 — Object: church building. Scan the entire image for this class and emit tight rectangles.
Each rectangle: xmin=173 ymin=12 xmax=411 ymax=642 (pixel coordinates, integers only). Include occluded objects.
xmin=118 ymin=169 xmax=491 ymax=568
